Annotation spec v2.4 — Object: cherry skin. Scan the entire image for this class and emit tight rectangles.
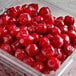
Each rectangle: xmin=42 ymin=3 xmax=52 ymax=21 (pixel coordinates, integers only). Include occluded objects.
xmin=16 ymin=29 xmax=29 ymax=39
xmin=29 ymin=3 xmax=38 ymax=11
xmin=33 ymin=62 xmax=45 ymax=72
xmin=20 ymin=25 xmax=28 ymax=30
xmin=39 ymin=7 xmax=51 ymax=17
xmin=6 ymin=7 xmax=17 ymax=17
xmin=23 ymin=56 xmax=35 ymax=66
xmin=61 ymin=34 xmax=70 ymax=45
xmin=62 ymin=44 xmax=75 ymax=56
xmin=47 ymin=57 xmax=61 ymax=71
xmin=2 ymin=34 xmax=13 ymax=44
xmin=0 ymin=26 xmax=8 ymax=39
xmin=54 ymin=48 xmax=62 ymax=59
xmin=56 ymin=16 xmax=64 ymax=21
xmin=0 ymin=15 xmax=10 ymax=25
xmin=35 ymin=23 xmax=47 ymax=34
xmin=35 ymin=53 xmax=47 ymax=62
xmin=64 ymin=16 xmax=74 ymax=26
xmin=39 ymin=37 xmax=50 ymax=48
xmin=43 ymin=14 xmax=54 ymax=24
xmin=54 ymin=20 xmax=64 ymax=27
xmin=52 ymin=35 xmax=64 ymax=48
xmin=31 ymin=33 xmax=40 ymax=43
xmin=14 ymin=49 xmax=26 ymax=61
xmin=19 ymin=35 xmax=34 ymax=46
xmin=0 ymin=43 xmax=13 ymax=55
xmin=25 ymin=44 xmax=39 ymax=56
xmin=41 ymin=45 xmax=55 ymax=58
xmin=18 ymin=13 xmax=31 ymax=25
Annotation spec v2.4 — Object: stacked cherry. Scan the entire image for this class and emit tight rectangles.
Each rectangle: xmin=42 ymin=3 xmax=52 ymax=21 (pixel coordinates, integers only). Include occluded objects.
xmin=0 ymin=3 xmax=75 ymax=74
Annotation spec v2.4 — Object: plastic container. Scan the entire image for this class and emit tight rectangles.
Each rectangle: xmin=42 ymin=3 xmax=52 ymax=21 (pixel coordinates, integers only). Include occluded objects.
xmin=0 ymin=0 xmax=76 ymax=76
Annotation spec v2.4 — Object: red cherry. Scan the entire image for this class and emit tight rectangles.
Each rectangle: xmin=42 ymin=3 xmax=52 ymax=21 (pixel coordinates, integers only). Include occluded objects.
xmin=49 ymin=26 xmax=61 ymax=36
xmin=19 ymin=35 xmax=34 ymax=46
xmin=39 ymin=7 xmax=51 ymax=17
xmin=32 ymin=16 xmax=43 ymax=23
xmin=31 ymin=33 xmax=40 ymax=43
xmin=39 ymin=37 xmax=50 ymax=48
xmin=41 ymin=45 xmax=55 ymax=58
xmin=33 ymin=62 xmax=45 ymax=72
xmin=6 ymin=7 xmax=17 ymax=17
xmin=2 ymin=34 xmax=13 ymax=44
xmin=35 ymin=53 xmax=47 ymax=62
xmin=0 ymin=15 xmax=10 ymax=25
xmin=7 ymin=24 xmax=20 ymax=37
xmin=23 ymin=56 xmax=35 ymax=66
xmin=35 ymin=23 xmax=47 ymax=34
xmin=29 ymin=3 xmax=38 ymax=11
xmin=56 ymin=16 xmax=64 ymax=21
xmin=54 ymin=48 xmax=62 ymax=59
xmin=43 ymin=14 xmax=54 ymax=24
xmin=62 ymin=44 xmax=75 ymax=56
xmin=0 ymin=43 xmax=13 ymax=55
xmin=11 ymin=40 xmax=21 ymax=51
xmin=14 ymin=49 xmax=26 ymax=60
xmin=60 ymin=26 xmax=68 ymax=34
xmin=20 ymin=25 xmax=27 ymax=30
xmin=64 ymin=16 xmax=74 ymax=26
xmin=0 ymin=26 xmax=8 ymax=39
xmin=54 ymin=20 xmax=64 ymax=27
xmin=25 ymin=44 xmax=39 ymax=56
xmin=16 ymin=29 xmax=29 ymax=39
xmin=61 ymin=34 xmax=70 ymax=45
xmin=47 ymin=57 xmax=60 ymax=71
xmin=18 ymin=13 xmax=31 ymax=25
xmin=52 ymin=35 xmax=63 ymax=48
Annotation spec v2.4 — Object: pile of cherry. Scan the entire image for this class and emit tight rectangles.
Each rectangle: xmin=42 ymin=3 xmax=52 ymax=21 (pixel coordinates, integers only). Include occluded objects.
xmin=0 ymin=3 xmax=76 ymax=74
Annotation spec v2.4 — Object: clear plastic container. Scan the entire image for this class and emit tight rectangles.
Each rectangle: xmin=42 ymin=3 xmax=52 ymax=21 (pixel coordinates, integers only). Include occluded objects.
xmin=0 ymin=0 xmax=76 ymax=76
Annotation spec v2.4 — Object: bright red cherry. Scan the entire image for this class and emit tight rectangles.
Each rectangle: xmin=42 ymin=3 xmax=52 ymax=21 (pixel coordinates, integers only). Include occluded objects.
xmin=39 ymin=7 xmax=51 ymax=17
xmin=56 ymin=16 xmax=64 ymax=21
xmin=7 ymin=24 xmax=20 ymax=37
xmin=54 ymin=48 xmax=62 ymax=59
xmin=0 ymin=15 xmax=10 ymax=25
xmin=0 ymin=26 xmax=8 ymax=39
xmin=23 ymin=56 xmax=35 ymax=66
xmin=61 ymin=34 xmax=70 ymax=44
xmin=29 ymin=3 xmax=38 ymax=11
xmin=20 ymin=25 xmax=27 ymax=30
xmin=43 ymin=14 xmax=54 ymax=24
xmin=39 ymin=37 xmax=50 ymax=48
xmin=25 ymin=44 xmax=39 ymax=56
xmin=62 ymin=44 xmax=75 ymax=56
xmin=6 ymin=7 xmax=17 ymax=17
xmin=52 ymin=35 xmax=64 ymax=48
xmin=2 ymin=34 xmax=13 ymax=44
xmin=18 ymin=13 xmax=31 ymax=25
xmin=14 ymin=49 xmax=26 ymax=60
xmin=41 ymin=45 xmax=55 ymax=58
xmin=47 ymin=57 xmax=60 ymax=71
xmin=16 ymin=6 xmax=22 ymax=16
xmin=60 ymin=26 xmax=68 ymax=34
xmin=31 ymin=33 xmax=40 ymax=43
xmin=54 ymin=20 xmax=64 ymax=27
xmin=11 ymin=40 xmax=21 ymax=51
xmin=35 ymin=23 xmax=47 ymax=34
xmin=19 ymin=35 xmax=34 ymax=46
xmin=33 ymin=62 xmax=45 ymax=72
xmin=0 ymin=43 xmax=13 ymax=55
xmin=16 ymin=29 xmax=29 ymax=39
xmin=35 ymin=53 xmax=47 ymax=62
xmin=49 ymin=26 xmax=61 ymax=36
xmin=8 ymin=17 xmax=17 ymax=24
xmin=64 ymin=16 xmax=74 ymax=26
xmin=32 ymin=16 xmax=43 ymax=23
